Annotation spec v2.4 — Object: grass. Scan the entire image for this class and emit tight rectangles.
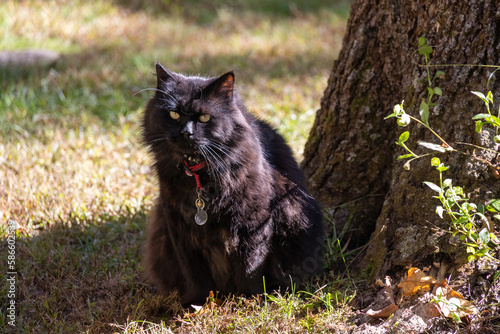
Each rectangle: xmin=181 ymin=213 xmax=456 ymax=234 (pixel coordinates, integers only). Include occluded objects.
xmin=0 ymin=0 xmax=354 ymax=332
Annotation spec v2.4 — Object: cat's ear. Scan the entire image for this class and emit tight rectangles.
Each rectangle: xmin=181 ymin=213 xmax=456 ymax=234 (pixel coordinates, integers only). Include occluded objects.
xmin=216 ymin=72 xmax=234 ymax=98
xmin=155 ymin=61 xmax=175 ymax=87
xmin=204 ymin=71 xmax=234 ymax=99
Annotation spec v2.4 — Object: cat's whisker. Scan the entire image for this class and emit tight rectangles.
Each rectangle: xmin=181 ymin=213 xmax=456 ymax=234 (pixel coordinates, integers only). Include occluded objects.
xmin=200 ymin=145 xmax=225 ymax=187
xmin=148 ymin=137 xmax=173 ymax=157
xmin=209 ymin=147 xmax=231 ymax=183
xmin=210 ymin=141 xmax=245 ymax=162
xmin=206 ymin=142 xmax=243 ymax=181
xmin=209 ymin=140 xmax=234 ymax=155
xmin=203 ymin=144 xmax=227 ymax=169
xmin=132 ymin=87 xmax=165 ymax=97
xmin=143 ymin=135 xmax=173 ymax=157
xmin=208 ymin=142 xmax=235 ymax=163
xmin=149 ymin=137 xmax=169 ymax=144
xmin=158 ymin=143 xmax=174 ymax=156
xmin=138 ymin=86 xmax=180 ymax=111
xmin=206 ymin=144 xmax=234 ymax=175
xmin=199 ymin=148 xmax=218 ymax=186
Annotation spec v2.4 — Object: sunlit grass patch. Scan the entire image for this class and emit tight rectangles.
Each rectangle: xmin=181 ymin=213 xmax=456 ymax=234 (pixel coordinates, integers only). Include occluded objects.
xmin=118 ymin=282 xmax=356 ymax=333
xmin=0 ymin=122 xmax=154 ymax=228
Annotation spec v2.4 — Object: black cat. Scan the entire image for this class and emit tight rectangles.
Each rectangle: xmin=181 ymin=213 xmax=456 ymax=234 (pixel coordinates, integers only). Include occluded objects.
xmin=142 ymin=62 xmax=323 ymax=307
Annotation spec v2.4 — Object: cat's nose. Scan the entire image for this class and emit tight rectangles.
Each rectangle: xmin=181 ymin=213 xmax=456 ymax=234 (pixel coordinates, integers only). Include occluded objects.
xmin=181 ymin=121 xmax=194 ymax=138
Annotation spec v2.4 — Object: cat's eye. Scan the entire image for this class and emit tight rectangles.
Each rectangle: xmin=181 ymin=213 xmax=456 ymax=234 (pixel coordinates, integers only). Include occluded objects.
xmin=169 ymin=111 xmax=180 ymax=120
xmin=199 ymin=114 xmax=211 ymax=123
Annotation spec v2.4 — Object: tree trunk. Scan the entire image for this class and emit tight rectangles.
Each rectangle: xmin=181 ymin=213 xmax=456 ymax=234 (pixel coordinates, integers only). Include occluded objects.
xmin=302 ymin=0 xmax=500 ymax=278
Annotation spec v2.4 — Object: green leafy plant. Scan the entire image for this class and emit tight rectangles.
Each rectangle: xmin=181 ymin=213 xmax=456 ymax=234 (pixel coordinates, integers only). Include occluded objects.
xmin=386 ymin=37 xmax=500 ymax=169
xmin=384 ymin=39 xmax=457 ymax=170
xmin=386 ymin=100 xmax=453 ymax=170
xmin=471 ymin=67 xmax=500 ymax=136
xmin=386 ymin=36 xmax=500 ymax=263
xmin=417 ymin=37 xmax=445 ymax=127
xmin=424 ymin=158 xmax=499 ymax=262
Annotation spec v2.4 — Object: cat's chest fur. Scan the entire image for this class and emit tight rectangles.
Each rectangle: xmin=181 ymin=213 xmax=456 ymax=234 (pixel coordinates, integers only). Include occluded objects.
xmin=158 ymin=187 xmax=247 ymax=290
xmin=158 ymin=157 xmax=275 ymax=227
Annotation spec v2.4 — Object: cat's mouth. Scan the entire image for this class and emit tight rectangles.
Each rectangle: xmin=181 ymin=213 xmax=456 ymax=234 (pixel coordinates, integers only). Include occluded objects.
xmin=172 ymin=137 xmax=201 ymax=157
xmin=183 ymin=153 xmax=204 ymax=165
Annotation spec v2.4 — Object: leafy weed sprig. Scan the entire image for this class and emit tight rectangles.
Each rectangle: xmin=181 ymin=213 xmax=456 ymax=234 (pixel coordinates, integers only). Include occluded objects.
xmin=424 ymin=157 xmax=500 ymax=262
xmin=386 ymin=37 xmax=500 ymax=263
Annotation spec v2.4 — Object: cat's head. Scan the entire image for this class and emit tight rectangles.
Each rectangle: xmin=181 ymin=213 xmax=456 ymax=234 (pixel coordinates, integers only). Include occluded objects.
xmin=142 ymin=62 xmax=247 ymax=163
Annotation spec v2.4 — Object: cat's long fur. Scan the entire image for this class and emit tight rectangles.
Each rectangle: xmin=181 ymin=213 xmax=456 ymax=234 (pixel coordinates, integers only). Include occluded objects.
xmin=142 ymin=62 xmax=323 ymax=306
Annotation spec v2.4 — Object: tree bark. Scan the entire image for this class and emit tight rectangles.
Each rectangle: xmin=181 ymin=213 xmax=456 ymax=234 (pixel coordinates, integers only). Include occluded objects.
xmin=302 ymin=0 xmax=500 ymax=278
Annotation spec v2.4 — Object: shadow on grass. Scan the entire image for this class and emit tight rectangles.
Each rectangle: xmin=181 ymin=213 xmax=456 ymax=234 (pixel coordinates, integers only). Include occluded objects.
xmin=107 ymin=0 xmax=352 ymax=22
xmin=0 ymin=40 xmax=336 ymax=140
xmin=0 ymin=212 xmax=183 ymax=333
xmin=138 ymin=48 xmax=336 ymax=82
xmin=0 ymin=211 xmax=351 ymax=333
xmin=0 ymin=66 xmax=56 ymax=84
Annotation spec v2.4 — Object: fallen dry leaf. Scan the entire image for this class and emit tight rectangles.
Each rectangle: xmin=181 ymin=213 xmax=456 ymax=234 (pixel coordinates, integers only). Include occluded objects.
xmin=419 ymin=302 xmax=441 ymax=318
xmin=191 ymin=304 xmax=203 ymax=312
xmin=366 ymin=304 xmax=399 ymax=318
xmin=207 ymin=290 xmax=225 ymax=306
xmin=392 ymin=268 xmax=478 ymax=321
xmin=183 ymin=291 xmax=225 ymax=318
xmin=397 ymin=267 xmax=440 ymax=296
xmin=434 ymin=286 xmax=478 ymax=319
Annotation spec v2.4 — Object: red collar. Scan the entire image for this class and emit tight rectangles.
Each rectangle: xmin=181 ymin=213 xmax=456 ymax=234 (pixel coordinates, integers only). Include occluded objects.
xmin=183 ymin=160 xmax=206 ymax=193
